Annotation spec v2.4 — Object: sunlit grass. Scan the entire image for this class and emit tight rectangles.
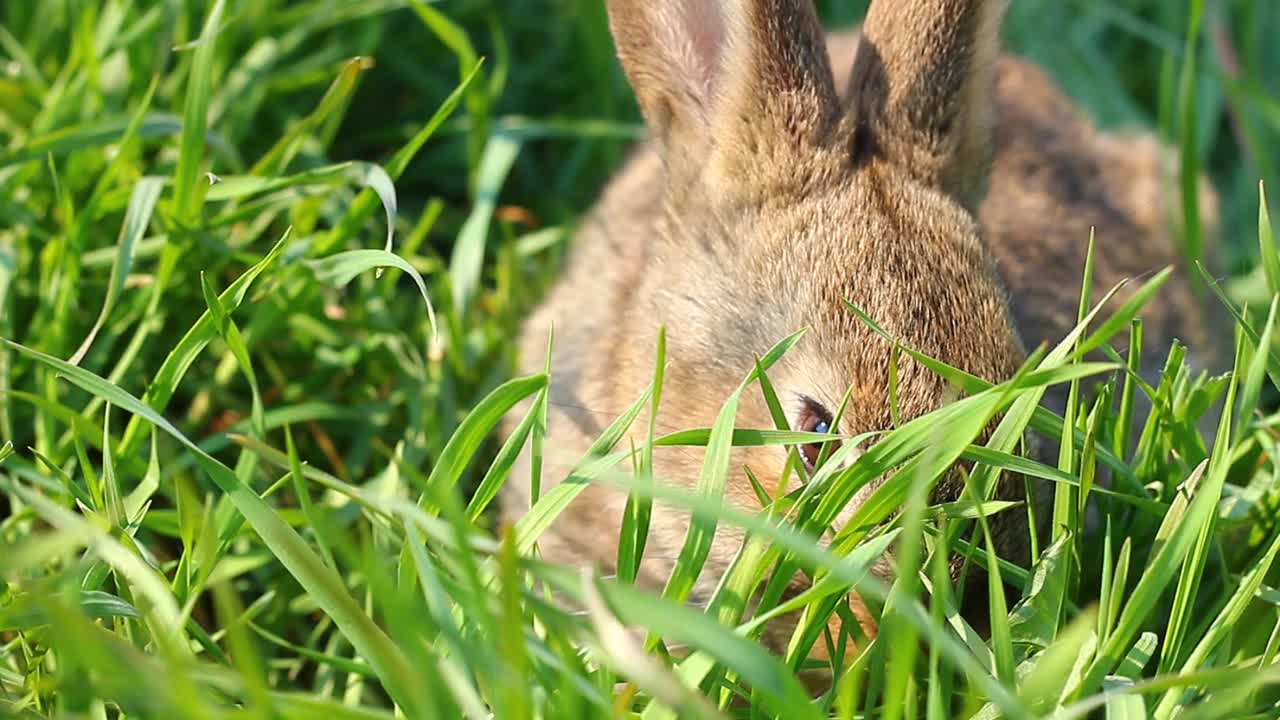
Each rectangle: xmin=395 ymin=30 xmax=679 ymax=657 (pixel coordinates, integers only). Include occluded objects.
xmin=2 ymin=1 xmax=1280 ymax=718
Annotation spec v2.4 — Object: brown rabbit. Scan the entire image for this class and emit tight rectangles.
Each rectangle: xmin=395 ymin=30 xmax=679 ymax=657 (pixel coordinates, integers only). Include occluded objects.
xmin=501 ymin=0 xmax=1221 ymax=658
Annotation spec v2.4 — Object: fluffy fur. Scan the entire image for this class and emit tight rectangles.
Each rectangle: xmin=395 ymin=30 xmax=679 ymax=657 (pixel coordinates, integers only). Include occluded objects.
xmin=501 ymin=0 xmax=1224 ymax=660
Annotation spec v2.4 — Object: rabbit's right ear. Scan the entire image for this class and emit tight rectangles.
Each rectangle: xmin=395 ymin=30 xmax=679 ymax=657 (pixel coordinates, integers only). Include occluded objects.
xmin=846 ymin=0 xmax=1008 ymax=211
xmin=608 ymin=0 xmax=839 ymax=191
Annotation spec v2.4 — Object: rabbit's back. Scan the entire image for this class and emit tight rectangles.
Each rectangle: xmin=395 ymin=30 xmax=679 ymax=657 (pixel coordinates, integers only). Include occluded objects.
xmin=983 ymin=57 xmax=1220 ymax=372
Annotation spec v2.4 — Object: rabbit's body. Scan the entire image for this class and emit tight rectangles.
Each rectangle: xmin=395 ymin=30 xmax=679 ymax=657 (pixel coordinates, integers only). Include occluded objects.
xmin=502 ymin=1 xmax=1220 ymax=653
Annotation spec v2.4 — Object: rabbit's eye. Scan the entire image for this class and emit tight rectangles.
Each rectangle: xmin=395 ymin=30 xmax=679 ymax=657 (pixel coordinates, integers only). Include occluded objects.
xmin=797 ymin=401 xmax=838 ymax=470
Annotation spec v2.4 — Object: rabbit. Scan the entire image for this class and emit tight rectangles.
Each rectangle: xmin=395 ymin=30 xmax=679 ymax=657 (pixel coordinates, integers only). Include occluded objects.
xmin=500 ymin=0 xmax=1223 ymax=661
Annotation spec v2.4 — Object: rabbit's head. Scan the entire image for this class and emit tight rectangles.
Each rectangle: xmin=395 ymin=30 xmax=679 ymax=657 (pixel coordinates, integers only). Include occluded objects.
xmin=606 ymin=0 xmax=1026 ymax=516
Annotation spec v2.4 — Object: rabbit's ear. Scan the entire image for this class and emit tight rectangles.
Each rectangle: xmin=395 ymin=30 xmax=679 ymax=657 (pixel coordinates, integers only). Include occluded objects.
xmin=846 ymin=0 xmax=1007 ymax=211
xmin=608 ymin=0 xmax=839 ymax=188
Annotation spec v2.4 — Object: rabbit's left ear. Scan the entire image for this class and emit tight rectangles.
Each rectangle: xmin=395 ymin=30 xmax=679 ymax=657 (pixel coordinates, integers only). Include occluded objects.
xmin=608 ymin=0 xmax=841 ymax=191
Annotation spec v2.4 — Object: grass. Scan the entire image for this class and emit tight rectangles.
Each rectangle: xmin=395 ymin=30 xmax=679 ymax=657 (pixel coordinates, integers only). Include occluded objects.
xmin=2 ymin=0 xmax=1280 ymax=718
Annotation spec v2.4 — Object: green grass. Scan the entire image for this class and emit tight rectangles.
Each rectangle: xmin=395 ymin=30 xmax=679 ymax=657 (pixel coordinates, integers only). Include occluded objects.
xmin=3 ymin=0 xmax=1280 ymax=718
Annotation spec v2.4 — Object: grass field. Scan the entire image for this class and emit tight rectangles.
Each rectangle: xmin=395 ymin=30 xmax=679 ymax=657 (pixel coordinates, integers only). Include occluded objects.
xmin=3 ymin=1 xmax=1280 ymax=718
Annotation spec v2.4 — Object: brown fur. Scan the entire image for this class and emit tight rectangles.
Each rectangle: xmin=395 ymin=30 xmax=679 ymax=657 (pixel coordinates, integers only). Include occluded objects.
xmin=501 ymin=0 xmax=1224 ymax=662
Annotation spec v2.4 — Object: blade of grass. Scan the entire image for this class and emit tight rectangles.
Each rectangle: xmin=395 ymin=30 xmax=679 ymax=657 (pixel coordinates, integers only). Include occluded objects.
xmin=117 ymin=230 xmax=289 ymax=458
xmin=619 ymin=327 xmax=665 ymax=583
xmin=173 ymin=0 xmax=225 ymax=224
